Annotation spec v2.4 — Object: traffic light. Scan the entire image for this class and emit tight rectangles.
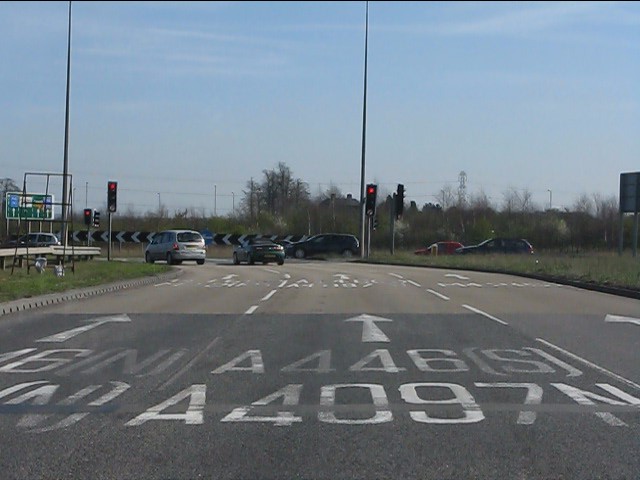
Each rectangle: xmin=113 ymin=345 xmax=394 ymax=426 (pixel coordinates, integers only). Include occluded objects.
xmin=395 ymin=184 xmax=405 ymax=219
xmin=365 ymin=183 xmax=377 ymax=216
xmin=372 ymin=215 xmax=378 ymax=231
xmin=83 ymin=208 xmax=93 ymax=226
xmin=107 ymin=181 xmax=118 ymax=213
xmin=93 ymin=210 xmax=100 ymax=228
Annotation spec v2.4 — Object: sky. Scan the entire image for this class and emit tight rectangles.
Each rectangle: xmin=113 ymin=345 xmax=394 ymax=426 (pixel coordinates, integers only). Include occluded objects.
xmin=1 ymin=1 xmax=639 ymax=217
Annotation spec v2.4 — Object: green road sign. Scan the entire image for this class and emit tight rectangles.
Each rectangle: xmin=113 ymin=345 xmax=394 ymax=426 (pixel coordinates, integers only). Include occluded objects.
xmin=5 ymin=192 xmax=55 ymax=220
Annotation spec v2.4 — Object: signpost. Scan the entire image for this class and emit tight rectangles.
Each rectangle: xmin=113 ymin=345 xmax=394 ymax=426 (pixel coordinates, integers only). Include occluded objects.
xmin=5 ymin=192 xmax=55 ymax=221
xmin=618 ymin=172 xmax=640 ymax=257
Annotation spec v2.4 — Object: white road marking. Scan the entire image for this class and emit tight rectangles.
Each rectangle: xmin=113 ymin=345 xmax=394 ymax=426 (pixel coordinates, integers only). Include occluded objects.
xmin=389 ymin=273 xmax=404 ymax=279
xmin=160 ymin=339 xmax=221 ymax=390
xmin=263 ymin=268 xmax=280 ymax=274
xmin=261 ymin=290 xmax=277 ymax=301
xmin=605 ymin=314 xmax=640 ymax=326
xmin=278 ymin=280 xmax=288 ymax=288
xmin=462 ymin=305 xmax=508 ymax=326
xmin=245 ymin=305 xmax=259 ymax=315
xmin=445 ymin=274 xmax=469 ymax=280
xmin=536 ymin=338 xmax=640 ymax=392
xmin=36 ymin=315 xmax=131 ymax=343
xmin=426 ymin=289 xmax=449 ymax=301
xmin=345 ymin=314 xmax=393 ymax=342
xmin=407 ymin=280 xmax=421 ymax=287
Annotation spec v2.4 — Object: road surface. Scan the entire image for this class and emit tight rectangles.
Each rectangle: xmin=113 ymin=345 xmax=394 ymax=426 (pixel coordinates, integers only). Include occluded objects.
xmin=0 ymin=260 xmax=638 ymax=479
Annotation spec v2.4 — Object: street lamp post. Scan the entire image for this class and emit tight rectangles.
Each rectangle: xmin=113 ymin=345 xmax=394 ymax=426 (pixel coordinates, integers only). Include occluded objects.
xmin=358 ymin=1 xmax=369 ymax=258
xmin=232 ymin=192 xmax=235 ymax=214
xmin=61 ymin=0 xmax=73 ymax=248
xmin=214 ymin=184 xmax=217 ymax=216
xmin=157 ymin=192 xmax=161 ymax=211
xmin=547 ymin=189 xmax=552 ymax=210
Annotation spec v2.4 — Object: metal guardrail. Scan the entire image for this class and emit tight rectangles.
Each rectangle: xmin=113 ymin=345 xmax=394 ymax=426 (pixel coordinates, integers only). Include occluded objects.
xmin=0 ymin=246 xmax=102 ymax=270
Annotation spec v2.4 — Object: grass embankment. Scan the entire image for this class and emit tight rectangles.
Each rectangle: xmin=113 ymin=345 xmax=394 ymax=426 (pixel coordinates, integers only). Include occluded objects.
xmin=367 ymin=250 xmax=640 ymax=292
xmin=0 ymin=261 xmax=171 ymax=303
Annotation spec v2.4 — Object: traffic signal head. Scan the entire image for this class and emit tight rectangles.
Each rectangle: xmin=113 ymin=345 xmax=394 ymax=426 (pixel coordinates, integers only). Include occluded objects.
xmin=93 ymin=210 xmax=100 ymax=228
xmin=83 ymin=208 xmax=93 ymax=226
xmin=396 ymin=184 xmax=405 ymax=219
xmin=365 ymin=183 xmax=377 ymax=216
xmin=107 ymin=181 xmax=118 ymax=213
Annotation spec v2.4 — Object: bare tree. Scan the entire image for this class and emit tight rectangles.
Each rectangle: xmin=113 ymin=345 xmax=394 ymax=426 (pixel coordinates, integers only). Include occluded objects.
xmin=437 ymin=185 xmax=456 ymax=211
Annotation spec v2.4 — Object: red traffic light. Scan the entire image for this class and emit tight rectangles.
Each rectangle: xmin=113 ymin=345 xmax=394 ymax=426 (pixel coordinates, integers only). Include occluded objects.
xmin=83 ymin=208 xmax=93 ymax=226
xmin=108 ymin=182 xmax=117 ymax=191
xmin=367 ymin=185 xmax=376 ymax=194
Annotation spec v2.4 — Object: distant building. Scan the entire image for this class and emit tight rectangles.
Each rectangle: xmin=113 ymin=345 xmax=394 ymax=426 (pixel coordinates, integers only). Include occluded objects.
xmin=319 ymin=193 xmax=360 ymax=210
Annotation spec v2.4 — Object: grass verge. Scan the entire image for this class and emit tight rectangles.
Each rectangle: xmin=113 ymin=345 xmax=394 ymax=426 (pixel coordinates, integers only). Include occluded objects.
xmin=0 ymin=261 xmax=171 ymax=303
xmin=366 ymin=250 xmax=640 ymax=292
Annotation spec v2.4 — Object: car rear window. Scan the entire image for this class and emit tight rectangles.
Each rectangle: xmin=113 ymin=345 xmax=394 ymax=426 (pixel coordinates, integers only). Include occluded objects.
xmin=177 ymin=232 xmax=203 ymax=243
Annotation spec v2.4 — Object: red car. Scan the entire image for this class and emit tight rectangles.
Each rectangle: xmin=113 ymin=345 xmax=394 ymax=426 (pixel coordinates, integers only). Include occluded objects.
xmin=415 ymin=241 xmax=463 ymax=255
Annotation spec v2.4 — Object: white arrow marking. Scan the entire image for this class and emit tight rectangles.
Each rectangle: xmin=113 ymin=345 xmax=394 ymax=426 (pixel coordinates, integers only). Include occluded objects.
xmin=116 ymin=231 xmax=126 ymax=243
xmin=345 ymin=314 xmax=393 ymax=343
xmin=36 ymin=314 xmax=132 ymax=343
xmin=605 ymin=314 xmax=640 ymax=326
xmin=131 ymin=232 xmax=141 ymax=243
xmin=100 ymin=231 xmax=109 ymax=242
xmin=222 ymin=234 xmax=232 ymax=245
xmin=445 ymin=274 xmax=470 ymax=280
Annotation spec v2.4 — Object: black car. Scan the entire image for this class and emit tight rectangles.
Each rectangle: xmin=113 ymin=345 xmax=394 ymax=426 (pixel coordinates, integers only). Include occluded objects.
xmin=233 ymin=238 xmax=285 ymax=265
xmin=286 ymin=234 xmax=359 ymax=259
xmin=456 ymin=238 xmax=534 ymax=255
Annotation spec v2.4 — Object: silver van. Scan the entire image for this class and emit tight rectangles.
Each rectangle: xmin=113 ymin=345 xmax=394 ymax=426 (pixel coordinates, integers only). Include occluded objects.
xmin=144 ymin=229 xmax=206 ymax=265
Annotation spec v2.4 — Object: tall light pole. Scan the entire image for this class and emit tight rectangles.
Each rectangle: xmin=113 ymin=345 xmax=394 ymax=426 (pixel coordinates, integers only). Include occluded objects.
xmin=214 ymin=184 xmax=217 ymax=216
xmin=358 ymin=1 xmax=369 ymax=258
xmin=232 ymin=191 xmax=235 ymax=214
xmin=547 ymin=189 xmax=552 ymax=210
xmin=85 ymin=181 xmax=88 ymax=208
xmin=157 ymin=192 xmax=161 ymax=211
xmin=61 ymin=0 xmax=72 ymax=247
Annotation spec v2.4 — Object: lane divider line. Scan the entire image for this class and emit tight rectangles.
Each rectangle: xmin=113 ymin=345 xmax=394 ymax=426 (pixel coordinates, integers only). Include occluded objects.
xmin=245 ymin=305 xmax=258 ymax=315
xmin=389 ymin=273 xmax=404 ymax=279
xmin=261 ymin=290 xmax=277 ymax=302
xmin=407 ymin=280 xmax=421 ymax=287
xmin=426 ymin=289 xmax=449 ymax=301
xmin=536 ymin=338 xmax=640 ymax=392
xmin=278 ymin=280 xmax=288 ymax=288
xmin=462 ymin=304 xmax=509 ymax=326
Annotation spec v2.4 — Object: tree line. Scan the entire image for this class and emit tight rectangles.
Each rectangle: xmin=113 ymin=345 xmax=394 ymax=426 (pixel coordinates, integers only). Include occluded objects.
xmin=1 ymin=169 xmax=634 ymax=252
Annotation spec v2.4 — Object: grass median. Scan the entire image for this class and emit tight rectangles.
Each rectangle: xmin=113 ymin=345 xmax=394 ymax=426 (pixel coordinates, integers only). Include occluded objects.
xmin=0 ymin=260 xmax=171 ymax=303
xmin=366 ymin=250 xmax=640 ymax=292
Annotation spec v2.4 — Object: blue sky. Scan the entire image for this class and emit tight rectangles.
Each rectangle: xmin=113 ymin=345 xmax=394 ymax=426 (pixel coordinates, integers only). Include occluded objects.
xmin=1 ymin=1 xmax=639 ymax=216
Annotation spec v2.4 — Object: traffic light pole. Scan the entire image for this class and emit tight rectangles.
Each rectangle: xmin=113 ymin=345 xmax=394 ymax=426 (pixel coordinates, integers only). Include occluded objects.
xmin=366 ymin=215 xmax=372 ymax=258
xmin=390 ymin=193 xmax=396 ymax=255
xmin=107 ymin=212 xmax=112 ymax=261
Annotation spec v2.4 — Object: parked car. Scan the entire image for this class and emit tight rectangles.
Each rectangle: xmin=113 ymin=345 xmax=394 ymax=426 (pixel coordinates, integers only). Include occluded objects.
xmin=286 ymin=234 xmax=359 ymax=259
xmin=233 ymin=238 xmax=285 ymax=265
xmin=5 ymin=232 xmax=61 ymax=248
xmin=415 ymin=241 xmax=463 ymax=255
xmin=455 ymin=238 xmax=534 ymax=255
xmin=145 ymin=229 xmax=206 ymax=265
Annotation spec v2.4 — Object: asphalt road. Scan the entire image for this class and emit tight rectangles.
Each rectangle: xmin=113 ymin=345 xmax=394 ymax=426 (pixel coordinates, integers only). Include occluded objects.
xmin=0 ymin=259 xmax=639 ymax=480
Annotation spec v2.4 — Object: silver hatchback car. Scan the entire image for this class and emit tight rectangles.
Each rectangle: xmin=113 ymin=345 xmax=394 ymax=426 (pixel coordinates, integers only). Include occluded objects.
xmin=144 ymin=229 xmax=206 ymax=265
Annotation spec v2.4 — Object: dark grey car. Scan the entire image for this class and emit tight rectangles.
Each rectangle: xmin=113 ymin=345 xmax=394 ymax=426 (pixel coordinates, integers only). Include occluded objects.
xmin=145 ymin=229 xmax=206 ymax=265
xmin=456 ymin=238 xmax=534 ymax=255
xmin=6 ymin=232 xmax=61 ymax=248
xmin=286 ymin=234 xmax=359 ymax=259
